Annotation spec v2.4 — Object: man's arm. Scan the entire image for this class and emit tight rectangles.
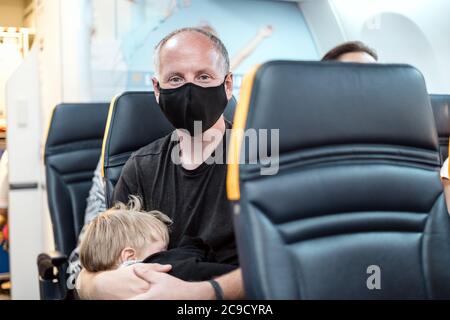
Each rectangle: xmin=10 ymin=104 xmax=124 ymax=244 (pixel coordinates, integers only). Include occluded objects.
xmin=132 ymin=266 xmax=244 ymax=300
xmin=77 ymin=263 xmax=171 ymax=300
xmin=215 ymin=268 xmax=244 ymax=300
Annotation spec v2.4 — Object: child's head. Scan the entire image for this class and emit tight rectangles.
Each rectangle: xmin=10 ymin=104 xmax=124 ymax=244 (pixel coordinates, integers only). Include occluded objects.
xmin=80 ymin=196 xmax=172 ymax=272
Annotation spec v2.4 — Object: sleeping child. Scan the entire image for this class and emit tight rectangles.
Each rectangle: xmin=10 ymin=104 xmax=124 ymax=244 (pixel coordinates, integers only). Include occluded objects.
xmin=79 ymin=196 xmax=236 ymax=283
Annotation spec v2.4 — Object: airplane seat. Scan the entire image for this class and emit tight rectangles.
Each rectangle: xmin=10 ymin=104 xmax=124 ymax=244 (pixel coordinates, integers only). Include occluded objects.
xmin=430 ymin=94 xmax=450 ymax=165
xmin=102 ymin=91 xmax=236 ymax=207
xmin=39 ymin=102 xmax=109 ymax=300
xmin=227 ymin=61 xmax=450 ymax=299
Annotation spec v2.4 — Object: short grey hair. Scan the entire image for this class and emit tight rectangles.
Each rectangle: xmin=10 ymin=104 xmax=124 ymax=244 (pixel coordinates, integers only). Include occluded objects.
xmin=153 ymin=27 xmax=230 ymax=78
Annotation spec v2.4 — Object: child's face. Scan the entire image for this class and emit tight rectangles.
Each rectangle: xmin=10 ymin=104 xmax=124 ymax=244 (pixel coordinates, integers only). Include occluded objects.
xmin=120 ymin=238 xmax=167 ymax=264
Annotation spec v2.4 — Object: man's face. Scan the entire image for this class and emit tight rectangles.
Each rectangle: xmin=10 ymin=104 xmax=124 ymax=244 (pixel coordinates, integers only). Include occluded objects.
xmin=152 ymin=32 xmax=233 ymax=102
xmin=337 ymin=51 xmax=377 ymax=63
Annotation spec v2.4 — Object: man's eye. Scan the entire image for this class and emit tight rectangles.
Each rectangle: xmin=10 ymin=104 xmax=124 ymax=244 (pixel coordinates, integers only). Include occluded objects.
xmin=169 ymin=77 xmax=183 ymax=83
xmin=198 ymin=74 xmax=211 ymax=81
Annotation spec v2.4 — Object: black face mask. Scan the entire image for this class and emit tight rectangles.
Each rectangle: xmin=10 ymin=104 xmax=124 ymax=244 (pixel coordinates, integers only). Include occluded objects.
xmin=157 ymin=80 xmax=228 ymax=136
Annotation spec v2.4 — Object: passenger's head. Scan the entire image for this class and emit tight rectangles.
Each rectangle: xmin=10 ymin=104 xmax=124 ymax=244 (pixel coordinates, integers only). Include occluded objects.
xmin=322 ymin=41 xmax=378 ymax=63
xmin=152 ymin=27 xmax=233 ymax=136
xmin=152 ymin=27 xmax=232 ymax=95
xmin=80 ymin=196 xmax=172 ymax=272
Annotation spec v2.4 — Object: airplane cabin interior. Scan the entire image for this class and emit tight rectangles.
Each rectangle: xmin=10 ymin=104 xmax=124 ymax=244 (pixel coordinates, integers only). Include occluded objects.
xmin=0 ymin=0 xmax=449 ymax=303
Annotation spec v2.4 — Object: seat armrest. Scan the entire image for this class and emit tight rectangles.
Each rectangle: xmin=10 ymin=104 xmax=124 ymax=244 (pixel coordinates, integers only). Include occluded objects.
xmin=37 ymin=251 xmax=68 ymax=280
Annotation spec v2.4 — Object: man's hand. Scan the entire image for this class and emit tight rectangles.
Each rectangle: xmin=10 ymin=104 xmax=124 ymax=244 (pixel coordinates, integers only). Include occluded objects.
xmin=77 ymin=263 xmax=172 ymax=300
xmin=130 ymin=264 xmax=215 ymax=300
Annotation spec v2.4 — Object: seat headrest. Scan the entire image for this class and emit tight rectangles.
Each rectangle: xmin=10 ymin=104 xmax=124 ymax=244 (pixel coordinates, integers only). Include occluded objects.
xmin=45 ymin=103 xmax=110 ymax=158
xmin=242 ymin=61 xmax=438 ymax=155
xmin=430 ymin=94 xmax=450 ymax=137
xmin=103 ymin=92 xmax=173 ymax=165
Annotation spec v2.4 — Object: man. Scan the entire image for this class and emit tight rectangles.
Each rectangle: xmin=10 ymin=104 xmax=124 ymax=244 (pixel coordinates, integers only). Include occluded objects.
xmin=67 ymin=23 xmax=226 ymax=285
xmin=77 ymin=28 xmax=244 ymax=300
xmin=322 ymin=41 xmax=378 ymax=63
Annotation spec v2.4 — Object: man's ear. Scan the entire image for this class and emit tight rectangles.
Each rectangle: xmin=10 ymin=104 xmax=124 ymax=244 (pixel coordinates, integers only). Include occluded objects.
xmin=120 ymin=247 xmax=137 ymax=263
xmin=152 ymin=77 xmax=160 ymax=103
xmin=225 ymin=73 xmax=233 ymax=100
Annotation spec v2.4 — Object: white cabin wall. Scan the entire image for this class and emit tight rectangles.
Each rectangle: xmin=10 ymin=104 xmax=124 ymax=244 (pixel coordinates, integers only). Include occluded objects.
xmin=299 ymin=0 xmax=346 ymax=58
xmin=89 ymin=0 xmax=319 ymax=101
xmin=300 ymin=0 xmax=450 ymax=94
xmin=6 ymin=46 xmax=43 ymax=300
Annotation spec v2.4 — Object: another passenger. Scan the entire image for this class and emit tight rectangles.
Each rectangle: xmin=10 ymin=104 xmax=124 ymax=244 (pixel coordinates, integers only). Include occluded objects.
xmin=322 ymin=41 xmax=378 ymax=63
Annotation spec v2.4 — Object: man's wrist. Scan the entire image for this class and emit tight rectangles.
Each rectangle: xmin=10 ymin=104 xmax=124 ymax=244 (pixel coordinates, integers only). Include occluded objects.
xmin=208 ymin=279 xmax=224 ymax=300
xmin=191 ymin=281 xmax=216 ymax=300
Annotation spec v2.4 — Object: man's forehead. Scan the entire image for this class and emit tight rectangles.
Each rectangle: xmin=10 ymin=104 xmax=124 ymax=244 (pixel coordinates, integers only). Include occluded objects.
xmin=159 ymin=55 xmax=223 ymax=76
xmin=158 ymin=32 xmax=223 ymax=74
xmin=163 ymin=36 xmax=181 ymax=51
xmin=160 ymin=31 xmax=216 ymax=55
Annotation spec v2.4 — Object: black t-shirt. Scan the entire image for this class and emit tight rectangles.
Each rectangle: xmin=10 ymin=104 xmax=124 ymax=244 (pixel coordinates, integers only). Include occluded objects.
xmin=112 ymin=121 xmax=238 ymax=265
xmin=142 ymin=236 xmax=237 ymax=281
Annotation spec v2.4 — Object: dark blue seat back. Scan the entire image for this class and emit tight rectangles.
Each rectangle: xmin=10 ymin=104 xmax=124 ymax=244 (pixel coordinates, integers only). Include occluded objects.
xmin=228 ymin=61 xmax=450 ymax=299
xmin=430 ymin=94 xmax=450 ymax=165
xmin=44 ymin=103 xmax=109 ymax=255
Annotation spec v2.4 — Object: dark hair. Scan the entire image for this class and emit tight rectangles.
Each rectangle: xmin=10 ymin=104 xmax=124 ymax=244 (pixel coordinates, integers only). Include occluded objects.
xmin=321 ymin=41 xmax=378 ymax=61
xmin=154 ymin=27 xmax=230 ymax=74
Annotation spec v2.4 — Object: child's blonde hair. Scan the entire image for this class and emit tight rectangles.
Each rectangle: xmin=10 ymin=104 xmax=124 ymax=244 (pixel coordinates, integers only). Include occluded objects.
xmin=80 ymin=195 xmax=172 ymax=272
